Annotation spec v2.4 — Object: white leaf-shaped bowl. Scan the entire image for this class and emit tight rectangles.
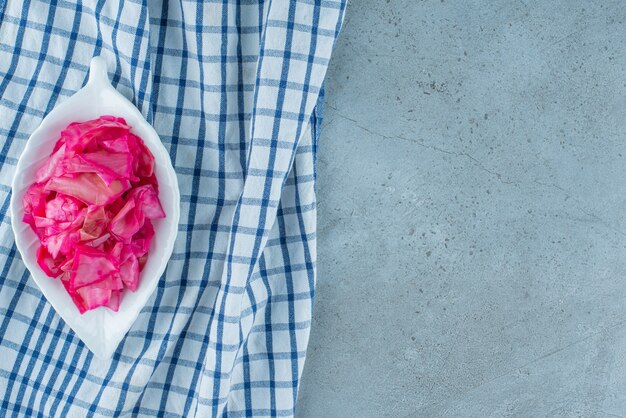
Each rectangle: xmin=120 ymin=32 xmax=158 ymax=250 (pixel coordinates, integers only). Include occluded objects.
xmin=9 ymin=56 xmax=180 ymax=360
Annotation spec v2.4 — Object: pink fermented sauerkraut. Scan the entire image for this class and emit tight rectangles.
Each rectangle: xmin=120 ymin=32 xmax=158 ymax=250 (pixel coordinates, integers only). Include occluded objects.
xmin=23 ymin=116 xmax=165 ymax=313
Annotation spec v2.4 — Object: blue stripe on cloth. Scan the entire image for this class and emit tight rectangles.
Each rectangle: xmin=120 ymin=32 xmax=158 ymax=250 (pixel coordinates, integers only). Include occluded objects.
xmin=0 ymin=0 xmax=346 ymax=416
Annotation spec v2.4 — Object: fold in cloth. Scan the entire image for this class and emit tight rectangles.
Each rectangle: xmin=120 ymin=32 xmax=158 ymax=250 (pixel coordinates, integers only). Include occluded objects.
xmin=0 ymin=0 xmax=346 ymax=416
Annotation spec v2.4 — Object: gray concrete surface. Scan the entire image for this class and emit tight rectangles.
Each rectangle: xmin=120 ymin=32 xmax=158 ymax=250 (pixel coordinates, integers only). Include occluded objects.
xmin=296 ymin=1 xmax=626 ymax=417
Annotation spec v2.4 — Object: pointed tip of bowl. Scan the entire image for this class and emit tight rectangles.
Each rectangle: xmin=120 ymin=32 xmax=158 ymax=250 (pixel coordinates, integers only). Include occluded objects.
xmin=86 ymin=56 xmax=110 ymax=89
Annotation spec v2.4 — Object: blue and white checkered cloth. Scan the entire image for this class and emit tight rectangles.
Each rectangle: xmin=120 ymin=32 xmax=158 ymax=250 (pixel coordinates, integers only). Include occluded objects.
xmin=0 ymin=1 xmax=346 ymax=416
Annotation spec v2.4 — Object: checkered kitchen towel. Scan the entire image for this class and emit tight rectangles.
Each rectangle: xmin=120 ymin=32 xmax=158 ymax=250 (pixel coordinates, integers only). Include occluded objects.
xmin=0 ymin=0 xmax=345 ymax=416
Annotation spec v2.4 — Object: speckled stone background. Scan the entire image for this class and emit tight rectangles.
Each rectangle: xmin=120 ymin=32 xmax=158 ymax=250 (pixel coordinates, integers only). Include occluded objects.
xmin=296 ymin=1 xmax=626 ymax=417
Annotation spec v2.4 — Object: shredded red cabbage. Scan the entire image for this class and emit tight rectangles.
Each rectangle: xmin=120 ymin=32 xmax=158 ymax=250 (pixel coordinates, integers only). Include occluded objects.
xmin=23 ymin=116 xmax=165 ymax=313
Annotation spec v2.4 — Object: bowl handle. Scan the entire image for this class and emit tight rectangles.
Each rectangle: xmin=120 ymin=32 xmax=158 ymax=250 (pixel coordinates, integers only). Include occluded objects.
xmin=86 ymin=56 xmax=111 ymax=89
